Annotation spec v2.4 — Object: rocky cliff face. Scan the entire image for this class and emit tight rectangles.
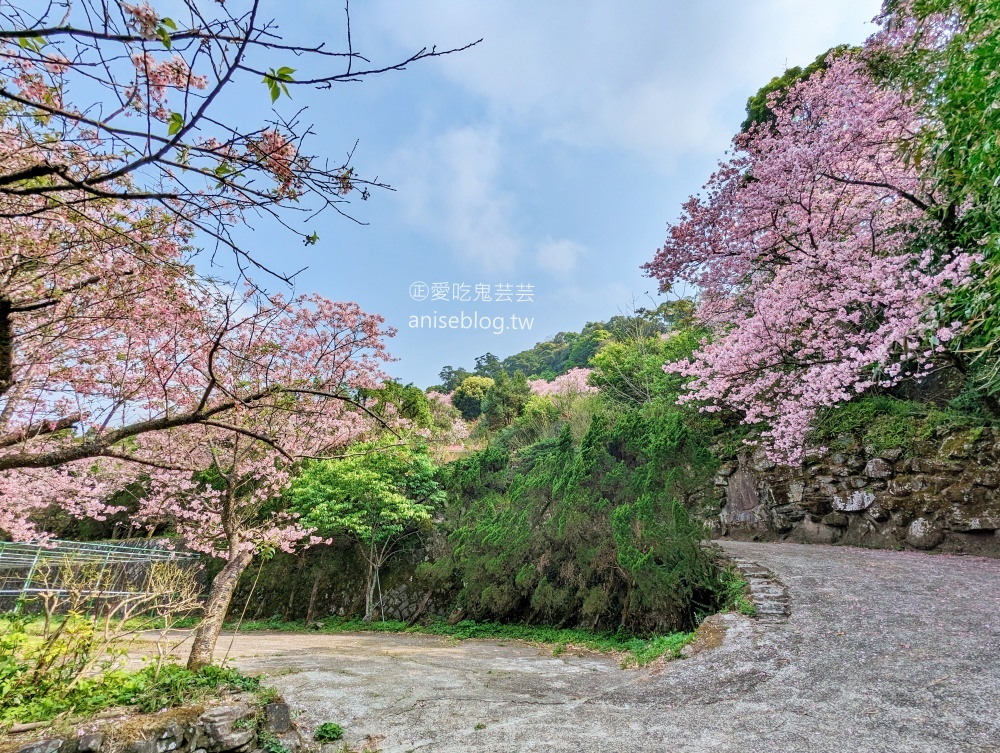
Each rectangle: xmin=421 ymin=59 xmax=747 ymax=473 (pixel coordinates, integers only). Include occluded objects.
xmin=712 ymin=427 xmax=1000 ymax=557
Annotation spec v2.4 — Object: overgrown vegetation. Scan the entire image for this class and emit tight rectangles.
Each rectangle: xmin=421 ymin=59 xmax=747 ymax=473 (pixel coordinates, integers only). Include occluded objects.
xmin=0 ymin=559 xmax=257 ymax=726
xmin=0 ymin=615 xmax=259 ymax=723
xmin=810 ymin=393 xmax=994 ymax=455
xmin=718 ymin=569 xmax=756 ymax=618
xmin=412 ymin=307 xmax=737 ymax=636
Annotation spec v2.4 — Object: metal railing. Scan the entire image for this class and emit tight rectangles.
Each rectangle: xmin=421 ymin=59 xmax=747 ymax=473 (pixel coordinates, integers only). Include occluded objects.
xmin=0 ymin=538 xmax=199 ymax=613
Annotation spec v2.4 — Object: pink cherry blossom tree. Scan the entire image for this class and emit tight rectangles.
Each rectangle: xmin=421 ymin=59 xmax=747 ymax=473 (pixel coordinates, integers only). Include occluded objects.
xmin=0 ymin=154 xmax=367 ymax=667
xmin=0 ymin=193 xmax=393 ymax=534
xmin=0 ymin=1 xmax=476 ymax=274
xmin=129 ymin=290 xmax=391 ymax=669
xmin=528 ymin=368 xmax=598 ymax=398
xmin=643 ymin=51 xmax=974 ymax=463
xmin=0 ymin=3 xmax=411 ymax=671
xmin=0 ymin=169 xmax=394 ymax=665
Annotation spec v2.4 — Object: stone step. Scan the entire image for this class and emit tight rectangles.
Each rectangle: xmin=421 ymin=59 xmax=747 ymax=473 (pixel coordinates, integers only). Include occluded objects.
xmin=755 ymin=602 xmax=790 ymax=613
xmin=723 ymin=554 xmax=791 ymax=624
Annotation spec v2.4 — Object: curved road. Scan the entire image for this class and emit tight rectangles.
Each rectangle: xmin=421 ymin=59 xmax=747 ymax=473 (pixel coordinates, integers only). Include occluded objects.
xmin=223 ymin=542 xmax=1000 ymax=752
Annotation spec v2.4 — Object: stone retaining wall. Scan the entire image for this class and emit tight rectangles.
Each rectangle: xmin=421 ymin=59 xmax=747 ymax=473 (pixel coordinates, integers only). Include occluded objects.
xmin=11 ymin=699 xmax=304 ymax=753
xmin=713 ymin=427 xmax=1000 ymax=557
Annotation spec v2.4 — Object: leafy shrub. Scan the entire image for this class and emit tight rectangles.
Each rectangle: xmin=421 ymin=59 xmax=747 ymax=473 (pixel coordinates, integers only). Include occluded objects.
xmin=257 ymin=729 xmax=290 ymax=753
xmin=436 ymin=391 xmax=726 ymax=634
xmin=315 ymin=723 xmax=345 ymax=742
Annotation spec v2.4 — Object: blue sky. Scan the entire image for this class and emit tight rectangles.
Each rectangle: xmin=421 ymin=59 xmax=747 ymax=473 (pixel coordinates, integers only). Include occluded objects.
xmin=218 ymin=0 xmax=884 ymax=387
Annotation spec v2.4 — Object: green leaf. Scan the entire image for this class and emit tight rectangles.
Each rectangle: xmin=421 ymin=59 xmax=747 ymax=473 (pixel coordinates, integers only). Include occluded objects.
xmin=156 ymin=26 xmax=172 ymax=50
xmin=160 ymin=17 xmax=178 ymax=30
xmin=16 ymin=36 xmax=46 ymax=53
xmin=262 ymin=68 xmax=295 ymax=102
xmin=167 ymin=112 xmax=184 ymax=136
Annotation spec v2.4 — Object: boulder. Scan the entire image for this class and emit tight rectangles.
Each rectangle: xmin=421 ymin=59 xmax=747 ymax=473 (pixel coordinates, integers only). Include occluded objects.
xmin=18 ymin=741 xmax=66 ymax=753
xmin=198 ymin=705 xmax=255 ymax=753
xmin=887 ymin=476 xmax=926 ymax=496
xmin=723 ymin=470 xmax=761 ymax=525
xmin=155 ymin=721 xmax=185 ymax=753
xmin=271 ymin=732 xmax=303 ymax=753
xmin=940 ymin=432 xmax=977 ymax=459
xmin=787 ymin=480 xmax=805 ymax=504
xmin=910 ymin=457 xmax=962 ymax=474
xmin=818 ymin=478 xmax=839 ymax=497
xmin=751 ymin=448 xmax=776 ymax=472
xmin=906 ymin=518 xmax=944 ymax=550
xmin=832 ymin=489 xmax=875 ymax=512
xmin=864 ymin=458 xmax=893 ymax=479
xmin=949 ymin=505 xmax=1000 ymax=532
xmin=866 ymin=495 xmax=893 ymax=522
xmin=791 ymin=517 xmax=836 ymax=544
xmin=77 ymin=735 xmax=103 ymax=753
xmin=822 ymin=512 xmax=849 ymax=528
xmin=969 ymin=469 xmax=1000 ymax=488
xmin=264 ymin=704 xmax=291 ymax=734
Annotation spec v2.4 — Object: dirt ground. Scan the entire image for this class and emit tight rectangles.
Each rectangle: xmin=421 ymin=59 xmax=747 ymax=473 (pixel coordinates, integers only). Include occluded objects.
xmin=158 ymin=541 xmax=1000 ymax=753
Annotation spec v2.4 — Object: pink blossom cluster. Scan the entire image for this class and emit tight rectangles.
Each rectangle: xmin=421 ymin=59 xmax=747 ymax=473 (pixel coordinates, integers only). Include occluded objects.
xmin=529 ymin=368 xmax=598 ymax=397
xmin=643 ymin=52 xmax=973 ymax=463
xmin=128 ymin=52 xmax=208 ymax=122
xmin=426 ymin=390 xmax=453 ymax=406
xmin=121 ymin=2 xmax=160 ymax=40
xmin=253 ymin=130 xmax=299 ymax=196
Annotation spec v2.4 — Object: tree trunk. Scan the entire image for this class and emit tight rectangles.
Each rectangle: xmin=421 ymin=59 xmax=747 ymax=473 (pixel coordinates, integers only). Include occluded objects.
xmin=305 ymin=570 xmax=322 ymax=626
xmin=285 ymin=556 xmax=306 ymax=620
xmin=187 ymin=549 xmax=254 ymax=670
xmin=405 ymin=591 xmax=432 ymax=628
xmin=363 ymin=559 xmax=376 ymax=624
xmin=619 ymin=579 xmax=634 ymax=630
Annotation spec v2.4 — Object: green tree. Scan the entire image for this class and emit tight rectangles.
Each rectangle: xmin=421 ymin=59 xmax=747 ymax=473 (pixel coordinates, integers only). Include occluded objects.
xmin=590 ymin=324 xmax=703 ymax=405
xmin=474 ymin=352 xmax=503 ymax=379
xmin=451 ymin=376 xmax=495 ymax=420
xmin=881 ymin=0 xmax=1000 ymax=405
xmin=289 ymin=441 xmax=442 ymax=622
xmin=358 ymin=381 xmax=434 ymax=428
xmin=437 ymin=366 xmax=472 ymax=393
xmin=480 ymin=372 xmax=532 ymax=432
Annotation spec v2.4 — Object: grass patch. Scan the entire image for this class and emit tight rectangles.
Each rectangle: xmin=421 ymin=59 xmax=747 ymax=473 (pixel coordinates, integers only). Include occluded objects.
xmin=719 ymin=566 xmax=756 ymax=618
xmin=122 ymin=614 xmax=202 ymax=631
xmin=225 ymin=616 xmax=694 ymax=667
xmin=0 ymin=663 xmax=260 ymax=725
xmin=811 ymin=394 xmax=995 ymax=455
xmin=811 ymin=396 xmax=923 ymax=454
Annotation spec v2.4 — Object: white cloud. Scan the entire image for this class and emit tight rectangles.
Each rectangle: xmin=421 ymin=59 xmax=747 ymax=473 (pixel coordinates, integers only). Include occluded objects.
xmin=536 ymin=238 xmax=586 ymax=277
xmin=373 ymin=0 xmax=883 ymax=167
xmin=388 ymin=127 xmax=520 ymax=272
